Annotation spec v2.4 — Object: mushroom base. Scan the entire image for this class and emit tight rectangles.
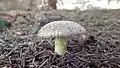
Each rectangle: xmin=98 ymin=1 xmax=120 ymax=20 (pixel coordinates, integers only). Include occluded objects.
xmin=55 ymin=37 xmax=67 ymax=55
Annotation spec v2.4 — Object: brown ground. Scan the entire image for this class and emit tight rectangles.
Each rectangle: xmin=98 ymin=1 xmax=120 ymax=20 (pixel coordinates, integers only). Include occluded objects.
xmin=0 ymin=9 xmax=120 ymax=68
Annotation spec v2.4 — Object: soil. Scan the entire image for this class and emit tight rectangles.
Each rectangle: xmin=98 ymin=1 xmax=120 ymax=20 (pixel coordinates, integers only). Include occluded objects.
xmin=0 ymin=9 xmax=120 ymax=68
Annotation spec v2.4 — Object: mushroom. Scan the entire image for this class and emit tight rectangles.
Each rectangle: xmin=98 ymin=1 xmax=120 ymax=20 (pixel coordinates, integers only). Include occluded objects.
xmin=37 ymin=21 xmax=87 ymax=55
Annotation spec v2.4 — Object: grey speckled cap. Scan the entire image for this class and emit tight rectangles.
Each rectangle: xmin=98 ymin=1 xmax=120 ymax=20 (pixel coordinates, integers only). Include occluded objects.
xmin=37 ymin=21 xmax=86 ymax=38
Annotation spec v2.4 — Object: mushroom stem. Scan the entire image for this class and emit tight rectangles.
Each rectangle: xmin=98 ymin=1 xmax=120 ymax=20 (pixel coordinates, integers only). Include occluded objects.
xmin=55 ymin=37 xmax=67 ymax=55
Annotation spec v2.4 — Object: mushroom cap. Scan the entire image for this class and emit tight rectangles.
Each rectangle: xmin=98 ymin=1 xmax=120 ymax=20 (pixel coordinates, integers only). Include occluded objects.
xmin=37 ymin=21 xmax=86 ymax=38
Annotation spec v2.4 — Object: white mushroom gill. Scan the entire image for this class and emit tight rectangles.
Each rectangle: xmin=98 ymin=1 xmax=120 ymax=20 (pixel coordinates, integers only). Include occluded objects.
xmin=38 ymin=21 xmax=86 ymax=55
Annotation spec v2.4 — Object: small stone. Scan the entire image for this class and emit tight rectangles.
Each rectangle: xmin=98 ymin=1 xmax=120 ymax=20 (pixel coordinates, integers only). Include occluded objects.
xmin=15 ymin=31 xmax=25 ymax=36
